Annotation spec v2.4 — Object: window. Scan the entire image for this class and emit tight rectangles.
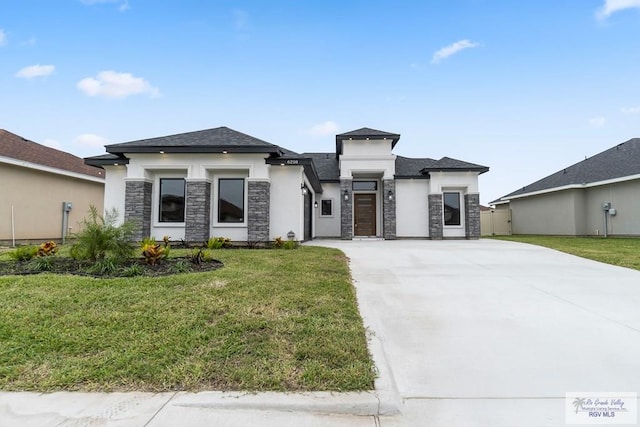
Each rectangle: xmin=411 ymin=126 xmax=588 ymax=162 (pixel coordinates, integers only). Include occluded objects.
xmin=159 ymin=178 xmax=185 ymax=222
xmin=443 ymin=192 xmax=461 ymax=226
xmin=218 ymin=178 xmax=244 ymax=223
xmin=352 ymin=181 xmax=377 ymax=191
xmin=321 ymin=199 xmax=333 ymax=216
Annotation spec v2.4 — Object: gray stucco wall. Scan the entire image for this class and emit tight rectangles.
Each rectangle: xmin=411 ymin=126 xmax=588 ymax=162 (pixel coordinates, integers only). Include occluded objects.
xmin=340 ymin=179 xmax=353 ymax=239
xmin=510 ymin=190 xmax=581 ymax=235
xmin=185 ymin=180 xmax=211 ymax=243
xmin=585 ymin=180 xmax=640 ymax=236
xmin=428 ymin=193 xmax=443 ymax=239
xmin=382 ymin=179 xmax=396 ymax=240
xmin=124 ymin=180 xmax=152 ymax=241
xmin=247 ymin=180 xmax=270 ymax=242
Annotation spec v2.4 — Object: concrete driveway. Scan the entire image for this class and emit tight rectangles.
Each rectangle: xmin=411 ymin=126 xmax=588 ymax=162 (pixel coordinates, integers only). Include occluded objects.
xmin=313 ymin=239 xmax=640 ymax=426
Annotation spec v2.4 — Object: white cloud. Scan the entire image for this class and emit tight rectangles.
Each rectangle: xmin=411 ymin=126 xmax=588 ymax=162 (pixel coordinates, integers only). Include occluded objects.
xmin=73 ymin=133 xmax=110 ymax=148
xmin=309 ymin=121 xmax=339 ymax=137
xmin=80 ymin=0 xmax=129 ymax=11
xmin=42 ymin=138 xmax=63 ymax=150
xmin=621 ymin=106 xmax=640 ymax=113
xmin=15 ymin=64 xmax=55 ymax=79
xmin=0 ymin=29 xmax=7 ymax=46
xmin=589 ymin=116 xmax=606 ymax=127
xmin=431 ymin=39 xmax=479 ymax=64
xmin=597 ymin=0 xmax=640 ymax=19
xmin=77 ymin=71 xmax=160 ymax=99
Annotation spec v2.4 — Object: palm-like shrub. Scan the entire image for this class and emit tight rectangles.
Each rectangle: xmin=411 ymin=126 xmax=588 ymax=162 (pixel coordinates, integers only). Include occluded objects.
xmin=70 ymin=206 xmax=135 ymax=262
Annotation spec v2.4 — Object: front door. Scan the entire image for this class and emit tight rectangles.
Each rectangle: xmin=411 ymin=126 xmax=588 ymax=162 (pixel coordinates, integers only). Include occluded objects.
xmin=354 ymin=194 xmax=376 ymax=236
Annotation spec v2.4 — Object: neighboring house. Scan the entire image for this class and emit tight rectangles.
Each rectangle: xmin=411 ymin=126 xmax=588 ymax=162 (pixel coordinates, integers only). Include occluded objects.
xmin=85 ymin=126 xmax=488 ymax=242
xmin=491 ymin=138 xmax=640 ymax=236
xmin=0 ymin=129 xmax=105 ymax=244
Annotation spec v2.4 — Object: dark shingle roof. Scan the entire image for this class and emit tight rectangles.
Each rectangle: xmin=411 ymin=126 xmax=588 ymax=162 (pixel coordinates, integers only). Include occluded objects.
xmin=105 ymin=126 xmax=282 ymax=154
xmin=0 ymin=129 xmax=104 ymax=178
xmin=395 ymin=156 xmax=489 ymax=177
xmin=302 ymin=153 xmax=341 ymax=181
xmin=495 ymin=138 xmax=640 ymax=203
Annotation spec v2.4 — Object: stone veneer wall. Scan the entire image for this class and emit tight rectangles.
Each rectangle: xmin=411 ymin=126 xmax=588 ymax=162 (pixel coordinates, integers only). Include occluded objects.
xmin=247 ymin=180 xmax=270 ymax=242
xmin=428 ymin=193 xmax=443 ymax=240
xmin=464 ymin=193 xmax=481 ymax=239
xmin=340 ymin=179 xmax=353 ymax=240
xmin=185 ymin=180 xmax=211 ymax=244
xmin=382 ymin=179 xmax=396 ymax=240
xmin=125 ymin=180 xmax=152 ymax=241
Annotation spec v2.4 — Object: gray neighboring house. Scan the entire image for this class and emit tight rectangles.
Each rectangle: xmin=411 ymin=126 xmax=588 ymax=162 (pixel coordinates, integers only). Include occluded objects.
xmin=492 ymin=138 xmax=640 ymax=236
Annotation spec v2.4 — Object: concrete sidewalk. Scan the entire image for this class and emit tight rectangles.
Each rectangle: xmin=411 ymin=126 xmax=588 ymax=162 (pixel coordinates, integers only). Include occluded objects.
xmin=2 ymin=239 xmax=640 ymax=426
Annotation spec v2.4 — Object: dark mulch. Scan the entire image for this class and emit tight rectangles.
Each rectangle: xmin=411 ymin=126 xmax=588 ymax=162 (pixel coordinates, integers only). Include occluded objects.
xmin=0 ymin=257 xmax=223 ymax=278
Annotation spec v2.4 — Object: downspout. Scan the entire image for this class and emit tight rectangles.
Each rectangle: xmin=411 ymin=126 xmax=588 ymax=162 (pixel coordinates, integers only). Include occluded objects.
xmin=11 ymin=205 xmax=15 ymax=247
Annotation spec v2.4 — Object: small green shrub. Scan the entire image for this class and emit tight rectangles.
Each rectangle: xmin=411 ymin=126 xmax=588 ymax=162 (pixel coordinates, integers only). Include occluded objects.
xmin=8 ymin=246 xmax=38 ymax=261
xmin=85 ymin=257 xmax=119 ymax=276
xmin=120 ymin=263 xmax=144 ymax=277
xmin=170 ymin=259 xmax=191 ymax=274
xmin=70 ymin=206 xmax=135 ymax=262
xmin=27 ymin=256 xmax=55 ymax=272
xmin=283 ymin=240 xmax=299 ymax=250
xmin=189 ymin=248 xmax=206 ymax=265
xmin=206 ymin=237 xmax=231 ymax=249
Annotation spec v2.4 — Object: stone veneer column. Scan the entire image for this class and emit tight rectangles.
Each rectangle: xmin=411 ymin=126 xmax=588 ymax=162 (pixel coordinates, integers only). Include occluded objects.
xmin=465 ymin=193 xmax=481 ymax=239
xmin=340 ymin=179 xmax=353 ymax=240
xmin=185 ymin=180 xmax=211 ymax=244
xmin=125 ymin=179 xmax=152 ymax=241
xmin=382 ymin=179 xmax=396 ymax=240
xmin=428 ymin=193 xmax=443 ymax=240
xmin=247 ymin=180 xmax=270 ymax=242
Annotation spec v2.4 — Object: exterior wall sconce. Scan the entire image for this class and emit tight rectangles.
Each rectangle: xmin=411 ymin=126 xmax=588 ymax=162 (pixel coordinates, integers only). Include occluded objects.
xmin=314 ymin=201 xmax=318 ymax=208
xmin=344 ymin=190 xmax=349 ymax=200
xmin=301 ymin=184 xmax=308 ymax=195
xmin=388 ymin=190 xmax=394 ymax=200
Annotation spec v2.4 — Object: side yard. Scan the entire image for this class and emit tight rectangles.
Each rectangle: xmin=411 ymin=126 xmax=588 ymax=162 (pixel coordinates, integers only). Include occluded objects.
xmin=491 ymin=235 xmax=640 ymax=271
xmin=0 ymin=246 xmax=375 ymax=392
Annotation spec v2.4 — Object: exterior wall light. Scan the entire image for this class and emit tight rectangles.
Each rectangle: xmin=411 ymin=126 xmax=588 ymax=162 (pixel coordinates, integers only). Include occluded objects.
xmin=301 ymin=184 xmax=308 ymax=195
xmin=314 ymin=201 xmax=318 ymax=208
xmin=388 ymin=190 xmax=394 ymax=200
xmin=344 ymin=190 xmax=349 ymax=200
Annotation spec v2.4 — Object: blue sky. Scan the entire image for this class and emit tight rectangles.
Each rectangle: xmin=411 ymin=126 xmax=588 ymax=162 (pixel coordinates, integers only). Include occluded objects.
xmin=1 ymin=0 xmax=639 ymax=204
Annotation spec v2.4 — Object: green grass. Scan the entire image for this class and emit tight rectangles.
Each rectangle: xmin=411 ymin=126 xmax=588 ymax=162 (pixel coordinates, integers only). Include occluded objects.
xmin=0 ymin=246 xmax=375 ymax=392
xmin=491 ymin=235 xmax=640 ymax=271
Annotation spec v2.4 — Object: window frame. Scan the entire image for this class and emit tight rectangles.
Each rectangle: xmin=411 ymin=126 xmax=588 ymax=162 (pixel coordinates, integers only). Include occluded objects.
xmin=217 ymin=177 xmax=246 ymax=224
xmin=320 ymin=199 xmax=334 ymax=217
xmin=158 ymin=177 xmax=186 ymax=224
xmin=443 ymin=191 xmax=462 ymax=227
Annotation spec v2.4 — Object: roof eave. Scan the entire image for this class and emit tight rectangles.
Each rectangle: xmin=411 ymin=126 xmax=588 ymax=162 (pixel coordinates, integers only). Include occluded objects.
xmin=106 ymin=145 xmax=280 ymax=155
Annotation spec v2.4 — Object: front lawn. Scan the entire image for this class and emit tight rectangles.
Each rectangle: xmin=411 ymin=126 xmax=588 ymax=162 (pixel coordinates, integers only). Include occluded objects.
xmin=491 ymin=235 xmax=640 ymax=271
xmin=0 ymin=246 xmax=375 ymax=392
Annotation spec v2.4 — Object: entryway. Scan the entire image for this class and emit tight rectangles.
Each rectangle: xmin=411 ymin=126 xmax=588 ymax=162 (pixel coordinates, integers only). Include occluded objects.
xmin=354 ymin=194 xmax=376 ymax=236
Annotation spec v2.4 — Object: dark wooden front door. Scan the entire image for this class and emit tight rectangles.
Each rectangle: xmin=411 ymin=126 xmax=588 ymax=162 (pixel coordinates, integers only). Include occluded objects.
xmin=354 ymin=194 xmax=376 ymax=236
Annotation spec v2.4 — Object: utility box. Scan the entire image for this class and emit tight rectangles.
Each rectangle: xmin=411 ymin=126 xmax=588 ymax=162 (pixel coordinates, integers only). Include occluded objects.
xmin=63 ymin=202 xmax=73 ymax=212
xmin=609 ymin=208 xmax=617 ymax=216
xmin=602 ymin=202 xmax=611 ymax=211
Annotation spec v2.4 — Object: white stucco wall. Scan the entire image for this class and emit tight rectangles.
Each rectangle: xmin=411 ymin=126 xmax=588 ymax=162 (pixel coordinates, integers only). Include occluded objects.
xmin=269 ymin=165 xmax=305 ymax=240
xmin=315 ymin=183 xmax=341 ymax=237
xmin=429 ymin=171 xmax=480 ymax=193
xmin=103 ymin=165 xmax=127 ymax=225
xmin=396 ymin=179 xmax=429 ymax=237
xmin=341 ymin=139 xmax=394 ymax=156
xmin=340 ymin=140 xmax=396 ymax=179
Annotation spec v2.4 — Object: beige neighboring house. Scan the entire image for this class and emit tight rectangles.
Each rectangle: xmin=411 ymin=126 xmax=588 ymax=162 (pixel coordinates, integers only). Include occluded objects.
xmin=491 ymin=138 xmax=640 ymax=236
xmin=0 ymin=129 xmax=105 ymax=244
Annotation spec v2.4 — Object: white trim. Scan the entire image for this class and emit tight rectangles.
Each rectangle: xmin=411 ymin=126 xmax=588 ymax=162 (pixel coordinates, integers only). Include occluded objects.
xmin=124 ymin=177 xmax=153 ymax=184
xmin=500 ymin=173 xmax=640 ymax=203
xmin=0 ymin=155 xmax=105 ymax=183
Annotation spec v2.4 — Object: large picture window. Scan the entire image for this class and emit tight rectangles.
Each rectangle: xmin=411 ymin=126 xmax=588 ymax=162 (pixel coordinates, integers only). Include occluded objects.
xmin=159 ymin=178 xmax=185 ymax=223
xmin=218 ymin=178 xmax=244 ymax=223
xmin=443 ymin=192 xmax=461 ymax=226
